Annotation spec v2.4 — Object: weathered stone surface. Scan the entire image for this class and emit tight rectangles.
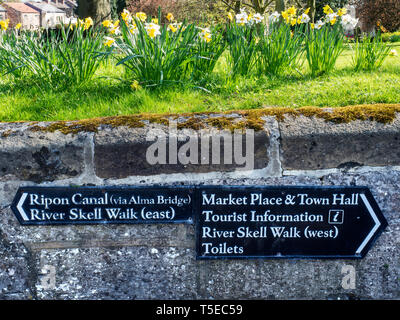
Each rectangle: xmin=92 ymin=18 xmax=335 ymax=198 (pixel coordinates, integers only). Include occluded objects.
xmin=0 ymin=170 xmax=396 ymax=299
xmin=0 ymin=205 xmax=195 ymax=249
xmin=93 ymin=124 xmax=270 ymax=179
xmin=35 ymin=247 xmax=198 ymax=299
xmin=0 ymin=129 xmax=87 ymax=183
xmin=0 ymin=115 xmax=399 ymax=299
xmin=0 ymin=230 xmax=33 ymax=299
xmin=279 ymin=115 xmax=400 ymax=170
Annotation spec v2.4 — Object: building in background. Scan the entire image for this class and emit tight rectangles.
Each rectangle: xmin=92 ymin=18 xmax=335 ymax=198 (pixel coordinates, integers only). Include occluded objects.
xmin=0 ymin=5 xmax=7 ymax=21
xmin=42 ymin=0 xmax=73 ymax=17
xmin=25 ymin=2 xmax=66 ymax=28
xmin=2 ymin=2 xmax=40 ymax=29
xmin=65 ymin=0 xmax=77 ymax=17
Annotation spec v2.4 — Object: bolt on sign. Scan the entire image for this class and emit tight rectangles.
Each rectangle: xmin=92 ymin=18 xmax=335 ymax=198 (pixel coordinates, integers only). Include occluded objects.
xmin=11 ymin=185 xmax=387 ymax=259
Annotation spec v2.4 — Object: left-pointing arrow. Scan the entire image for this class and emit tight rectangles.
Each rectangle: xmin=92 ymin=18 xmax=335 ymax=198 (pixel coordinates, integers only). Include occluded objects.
xmin=16 ymin=192 xmax=29 ymax=221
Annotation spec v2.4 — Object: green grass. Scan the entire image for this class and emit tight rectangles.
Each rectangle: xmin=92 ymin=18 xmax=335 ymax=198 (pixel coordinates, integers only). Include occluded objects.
xmin=0 ymin=44 xmax=399 ymax=122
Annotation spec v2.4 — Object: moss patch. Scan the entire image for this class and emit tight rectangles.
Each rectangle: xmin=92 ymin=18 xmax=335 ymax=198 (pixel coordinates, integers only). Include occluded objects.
xmin=24 ymin=103 xmax=400 ymax=135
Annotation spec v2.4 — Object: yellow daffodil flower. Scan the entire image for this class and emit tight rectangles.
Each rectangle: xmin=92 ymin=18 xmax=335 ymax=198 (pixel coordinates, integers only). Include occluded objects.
xmin=166 ymin=13 xmax=174 ymax=22
xmin=15 ymin=23 xmax=22 ymax=30
xmin=131 ymin=80 xmax=141 ymax=90
xmin=104 ymin=36 xmax=116 ymax=47
xmin=281 ymin=10 xmax=290 ymax=24
xmin=0 ymin=19 xmax=9 ymax=31
xmin=145 ymin=22 xmax=161 ymax=38
xmin=228 ymin=12 xmax=233 ymax=21
xmin=129 ymin=26 xmax=138 ymax=34
xmin=136 ymin=12 xmax=147 ymax=22
xmin=121 ymin=9 xmax=131 ymax=23
xmin=200 ymin=31 xmax=212 ymax=43
xmin=102 ymin=20 xmax=113 ymax=28
xmin=287 ymin=6 xmax=296 ymax=16
xmin=83 ymin=17 xmax=93 ymax=30
xmin=337 ymin=8 xmax=347 ymax=16
xmin=168 ymin=24 xmax=177 ymax=33
xmin=152 ymin=18 xmax=158 ymax=24
xmin=323 ymin=5 xmax=333 ymax=14
xmin=304 ymin=8 xmax=310 ymax=15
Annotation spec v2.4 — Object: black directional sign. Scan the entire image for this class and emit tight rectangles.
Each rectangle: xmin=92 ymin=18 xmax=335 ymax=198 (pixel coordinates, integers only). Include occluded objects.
xmin=11 ymin=186 xmax=194 ymax=225
xmin=195 ymin=186 xmax=388 ymax=259
xmin=11 ymin=185 xmax=388 ymax=259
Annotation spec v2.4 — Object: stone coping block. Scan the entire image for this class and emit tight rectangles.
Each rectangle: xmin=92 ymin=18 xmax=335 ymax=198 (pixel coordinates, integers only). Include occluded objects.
xmin=93 ymin=124 xmax=270 ymax=179
xmin=280 ymin=114 xmax=400 ymax=170
xmin=1 ymin=105 xmax=400 ymax=182
xmin=0 ymin=126 xmax=87 ymax=183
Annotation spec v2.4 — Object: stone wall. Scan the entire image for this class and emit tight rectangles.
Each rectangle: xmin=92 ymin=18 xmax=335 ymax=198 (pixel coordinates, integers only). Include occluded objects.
xmin=0 ymin=106 xmax=399 ymax=300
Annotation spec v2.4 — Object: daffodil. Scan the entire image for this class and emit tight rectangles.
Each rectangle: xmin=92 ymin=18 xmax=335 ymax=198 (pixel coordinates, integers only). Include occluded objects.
xmin=252 ymin=13 xmax=263 ymax=24
xmin=287 ymin=6 xmax=296 ymax=17
xmin=104 ymin=36 xmax=116 ymax=47
xmin=323 ymin=5 xmax=333 ymax=15
xmin=168 ymin=24 xmax=177 ymax=33
xmin=15 ymin=23 xmax=22 ymax=30
xmin=326 ymin=12 xmax=338 ymax=25
xmin=0 ymin=19 xmax=10 ymax=31
xmin=109 ymin=20 xmax=120 ymax=35
xmin=83 ymin=17 xmax=93 ymax=30
xmin=235 ymin=10 xmax=248 ymax=25
xmin=199 ymin=29 xmax=212 ymax=43
xmin=102 ymin=20 xmax=113 ymax=28
xmin=299 ymin=13 xmax=310 ymax=24
xmin=166 ymin=13 xmax=174 ymax=22
xmin=314 ymin=20 xmax=325 ymax=30
xmin=145 ymin=22 xmax=161 ymax=38
xmin=227 ymin=12 xmax=234 ymax=21
xmin=390 ymin=49 xmax=398 ymax=56
xmin=290 ymin=18 xmax=297 ymax=26
xmin=304 ymin=8 xmax=310 ymax=15
xmin=281 ymin=10 xmax=290 ymax=24
xmin=341 ymin=14 xmax=358 ymax=30
xmin=129 ymin=23 xmax=138 ymax=35
xmin=121 ymin=9 xmax=132 ymax=23
xmin=131 ymin=80 xmax=141 ymax=90
xmin=152 ymin=18 xmax=158 ymax=24
xmin=337 ymin=8 xmax=347 ymax=17
xmin=136 ymin=12 xmax=147 ymax=22
xmin=268 ymin=11 xmax=280 ymax=24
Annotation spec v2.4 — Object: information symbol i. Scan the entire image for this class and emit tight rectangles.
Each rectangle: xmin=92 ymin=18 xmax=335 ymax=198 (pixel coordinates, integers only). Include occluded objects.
xmin=329 ymin=210 xmax=344 ymax=224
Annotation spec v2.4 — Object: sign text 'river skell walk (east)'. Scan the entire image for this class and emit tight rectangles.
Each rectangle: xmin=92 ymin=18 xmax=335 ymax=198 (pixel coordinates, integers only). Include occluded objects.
xmin=11 ymin=185 xmax=388 ymax=259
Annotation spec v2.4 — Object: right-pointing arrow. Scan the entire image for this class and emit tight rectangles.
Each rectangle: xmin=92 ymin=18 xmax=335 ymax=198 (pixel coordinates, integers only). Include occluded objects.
xmin=356 ymin=193 xmax=382 ymax=255
xmin=16 ymin=192 xmax=29 ymax=222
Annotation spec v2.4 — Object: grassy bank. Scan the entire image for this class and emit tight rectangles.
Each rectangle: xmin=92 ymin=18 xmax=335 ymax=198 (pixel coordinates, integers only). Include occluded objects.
xmin=0 ymin=43 xmax=399 ymax=122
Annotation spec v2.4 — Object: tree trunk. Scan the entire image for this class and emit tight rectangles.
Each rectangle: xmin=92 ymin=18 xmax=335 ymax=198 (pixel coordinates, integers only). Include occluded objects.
xmin=307 ymin=0 xmax=316 ymax=22
xmin=78 ymin=0 xmax=112 ymax=24
xmin=274 ymin=0 xmax=285 ymax=13
xmin=234 ymin=0 xmax=242 ymax=13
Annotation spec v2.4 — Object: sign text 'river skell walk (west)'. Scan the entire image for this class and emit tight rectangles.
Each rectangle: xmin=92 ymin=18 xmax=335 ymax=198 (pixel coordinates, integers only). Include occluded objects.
xmin=11 ymin=185 xmax=388 ymax=259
